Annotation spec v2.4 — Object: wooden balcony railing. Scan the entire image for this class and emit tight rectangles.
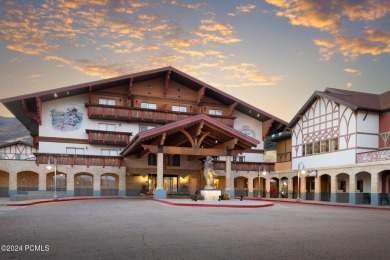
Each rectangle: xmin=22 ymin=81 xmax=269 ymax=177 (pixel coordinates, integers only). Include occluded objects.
xmin=36 ymin=153 xmax=123 ymax=168
xmin=85 ymin=103 xmax=235 ymax=127
xmin=213 ymin=161 xmax=275 ymax=172
xmin=356 ymin=149 xmax=390 ymax=163
xmin=277 ymin=152 xmax=291 ymax=163
xmin=86 ymin=129 xmax=131 ymax=146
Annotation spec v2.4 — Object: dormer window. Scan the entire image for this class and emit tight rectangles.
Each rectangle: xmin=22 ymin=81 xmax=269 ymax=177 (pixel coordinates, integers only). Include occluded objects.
xmin=99 ymin=98 xmax=116 ymax=106
xmin=172 ymin=106 xmax=186 ymax=112
xmin=209 ymin=109 xmax=222 ymax=116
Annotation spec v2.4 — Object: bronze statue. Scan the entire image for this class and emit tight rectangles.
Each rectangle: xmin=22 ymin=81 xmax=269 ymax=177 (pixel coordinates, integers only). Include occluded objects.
xmin=203 ymin=156 xmax=218 ymax=189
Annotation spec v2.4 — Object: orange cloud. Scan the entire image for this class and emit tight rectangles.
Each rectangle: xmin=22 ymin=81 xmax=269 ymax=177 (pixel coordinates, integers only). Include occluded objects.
xmin=344 ymin=68 xmax=362 ymax=76
xmin=228 ymin=4 xmax=256 ymax=16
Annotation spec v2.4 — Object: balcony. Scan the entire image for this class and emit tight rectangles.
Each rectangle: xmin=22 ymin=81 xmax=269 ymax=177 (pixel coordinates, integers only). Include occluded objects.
xmin=85 ymin=103 xmax=235 ymax=127
xmin=213 ymin=161 xmax=275 ymax=172
xmin=356 ymin=149 xmax=390 ymax=163
xmin=36 ymin=153 xmax=123 ymax=168
xmin=86 ymin=129 xmax=131 ymax=146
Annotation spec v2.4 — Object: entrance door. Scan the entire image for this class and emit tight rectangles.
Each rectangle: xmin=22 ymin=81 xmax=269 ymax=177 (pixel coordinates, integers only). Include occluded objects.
xmin=164 ymin=177 xmax=178 ymax=195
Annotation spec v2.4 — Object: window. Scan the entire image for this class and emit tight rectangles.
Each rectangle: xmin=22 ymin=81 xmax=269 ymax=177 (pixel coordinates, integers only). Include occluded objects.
xmin=232 ymin=156 xmax=245 ymax=162
xmin=357 ymin=180 xmax=363 ymax=192
xmin=209 ymin=109 xmax=222 ymax=116
xmin=141 ymin=103 xmax=157 ymax=109
xmin=304 ymin=143 xmax=312 ymax=155
xmin=99 ymin=98 xmax=116 ymax=106
xmin=313 ymin=141 xmax=320 ymax=154
xmin=148 ymin=153 xmax=157 ymax=166
xmin=15 ymin=154 xmax=25 ymax=160
xmin=172 ymin=154 xmax=180 ymax=166
xmin=101 ymin=149 xmax=118 ymax=156
xmin=172 ymin=106 xmax=187 ymax=112
xmin=140 ymin=124 xmax=156 ymax=132
xmin=0 ymin=153 xmax=4 ymax=159
xmin=98 ymin=123 xmax=116 ymax=131
xmin=329 ymin=138 xmax=338 ymax=151
xmin=338 ymin=180 xmax=346 ymax=192
xmin=101 ymin=175 xmax=116 ymax=187
xmin=66 ymin=147 xmax=85 ymax=155
xmin=320 ymin=140 xmax=329 ymax=153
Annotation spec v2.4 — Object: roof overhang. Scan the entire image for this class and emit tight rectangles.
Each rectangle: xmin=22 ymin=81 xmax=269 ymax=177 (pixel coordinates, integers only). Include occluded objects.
xmin=121 ymin=114 xmax=260 ymax=160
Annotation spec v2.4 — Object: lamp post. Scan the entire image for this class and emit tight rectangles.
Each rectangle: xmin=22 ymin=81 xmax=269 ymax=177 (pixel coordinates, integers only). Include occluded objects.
xmin=258 ymin=165 xmax=267 ymax=198
xmin=297 ymin=162 xmax=306 ymax=201
xmin=46 ymin=156 xmax=58 ymax=200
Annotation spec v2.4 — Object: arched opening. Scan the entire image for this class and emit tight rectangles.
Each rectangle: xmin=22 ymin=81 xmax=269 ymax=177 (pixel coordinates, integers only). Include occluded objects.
xmin=101 ymin=173 xmax=118 ymax=196
xmin=0 ymin=171 xmax=9 ymax=197
xmin=17 ymin=171 xmax=38 ymax=192
xmin=336 ymin=173 xmax=349 ymax=203
xmin=320 ymin=174 xmax=330 ymax=201
xmin=253 ymin=176 xmax=266 ymax=198
xmin=234 ymin=177 xmax=248 ymax=197
xmin=379 ymin=170 xmax=390 ymax=205
xmin=46 ymin=172 xmax=67 ymax=192
xmin=270 ymin=177 xmax=279 ymax=198
xmin=355 ymin=171 xmax=371 ymax=204
xmin=305 ymin=176 xmax=315 ymax=200
xmin=75 ymin=173 xmax=93 ymax=196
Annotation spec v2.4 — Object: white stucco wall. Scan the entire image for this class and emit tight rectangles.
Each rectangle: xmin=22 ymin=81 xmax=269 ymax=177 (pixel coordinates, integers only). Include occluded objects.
xmin=292 ymin=149 xmax=356 ymax=169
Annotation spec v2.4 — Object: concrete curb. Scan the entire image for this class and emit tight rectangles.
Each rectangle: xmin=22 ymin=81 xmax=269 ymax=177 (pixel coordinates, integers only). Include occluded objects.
xmin=5 ymin=196 xmax=127 ymax=207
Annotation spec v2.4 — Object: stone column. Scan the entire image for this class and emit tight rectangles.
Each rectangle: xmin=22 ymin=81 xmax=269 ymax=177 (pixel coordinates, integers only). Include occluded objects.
xmin=288 ymin=176 xmax=293 ymax=199
xmin=9 ymin=170 xmax=17 ymax=196
xmin=118 ymin=171 xmax=126 ymax=196
xmin=349 ymin=173 xmax=356 ymax=204
xmin=330 ymin=174 xmax=337 ymax=203
xmin=224 ymin=151 xmax=234 ymax=198
xmin=154 ymin=147 xmax=166 ymax=199
xmin=265 ymin=178 xmax=270 ymax=198
xmin=93 ymin=173 xmax=101 ymax=196
xmin=371 ymin=173 xmax=379 ymax=206
xmin=247 ymin=177 xmax=254 ymax=198
xmin=314 ymin=174 xmax=321 ymax=201
xmin=300 ymin=176 xmax=306 ymax=200
xmin=38 ymin=171 xmax=46 ymax=191
xmin=67 ymin=172 xmax=74 ymax=196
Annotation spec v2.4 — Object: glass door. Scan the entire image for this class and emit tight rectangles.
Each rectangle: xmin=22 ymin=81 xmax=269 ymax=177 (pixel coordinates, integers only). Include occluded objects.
xmin=164 ymin=177 xmax=178 ymax=195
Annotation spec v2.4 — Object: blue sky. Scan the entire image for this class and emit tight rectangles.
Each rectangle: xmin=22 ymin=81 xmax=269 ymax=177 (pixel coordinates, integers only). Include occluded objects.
xmin=0 ymin=0 xmax=389 ymax=122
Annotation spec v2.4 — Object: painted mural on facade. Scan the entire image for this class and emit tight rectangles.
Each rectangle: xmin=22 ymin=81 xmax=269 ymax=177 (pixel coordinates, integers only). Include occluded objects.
xmin=50 ymin=105 xmax=83 ymax=131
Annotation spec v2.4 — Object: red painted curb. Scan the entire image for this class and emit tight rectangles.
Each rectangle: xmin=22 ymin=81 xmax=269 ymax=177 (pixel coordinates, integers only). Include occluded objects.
xmin=153 ymin=199 xmax=274 ymax=208
xmin=6 ymin=196 xmax=127 ymax=207
xmin=244 ymin=197 xmax=390 ymax=211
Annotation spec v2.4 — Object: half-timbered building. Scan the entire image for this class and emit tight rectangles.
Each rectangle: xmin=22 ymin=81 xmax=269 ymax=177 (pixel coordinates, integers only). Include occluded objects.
xmin=269 ymin=88 xmax=390 ymax=206
xmin=0 ymin=66 xmax=286 ymax=199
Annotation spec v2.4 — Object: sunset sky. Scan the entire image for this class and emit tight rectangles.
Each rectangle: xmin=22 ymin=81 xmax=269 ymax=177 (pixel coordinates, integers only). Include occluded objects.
xmin=0 ymin=0 xmax=389 ymax=122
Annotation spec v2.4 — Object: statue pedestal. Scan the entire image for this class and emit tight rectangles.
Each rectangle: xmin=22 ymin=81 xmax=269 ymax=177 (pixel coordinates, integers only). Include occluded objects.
xmin=201 ymin=190 xmax=222 ymax=201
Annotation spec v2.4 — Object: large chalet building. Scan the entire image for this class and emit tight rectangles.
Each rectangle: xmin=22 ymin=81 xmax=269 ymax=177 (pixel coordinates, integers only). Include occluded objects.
xmin=270 ymin=88 xmax=390 ymax=206
xmin=0 ymin=67 xmax=286 ymax=199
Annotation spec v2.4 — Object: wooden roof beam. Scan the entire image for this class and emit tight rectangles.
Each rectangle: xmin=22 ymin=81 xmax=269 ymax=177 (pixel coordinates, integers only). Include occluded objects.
xmin=188 ymin=138 xmax=238 ymax=161
xmin=228 ymin=101 xmax=238 ymax=116
xmin=137 ymin=148 xmax=150 ymax=158
xmin=35 ymin=96 xmax=42 ymax=125
xmin=21 ymin=99 xmax=40 ymax=125
xmin=88 ymin=86 xmax=92 ymax=103
xmin=128 ymin=77 xmax=133 ymax=100
xmin=197 ymin=86 xmax=206 ymax=106
xmin=164 ymin=70 xmax=171 ymax=97
xmin=262 ymin=119 xmax=275 ymax=140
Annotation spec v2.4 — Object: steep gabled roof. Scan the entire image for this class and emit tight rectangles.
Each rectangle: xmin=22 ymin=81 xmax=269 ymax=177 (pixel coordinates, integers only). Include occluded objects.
xmin=0 ymin=140 xmax=34 ymax=148
xmin=0 ymin=66 xmax=287 ymax=135
xmin=287 ymin=88 xmax=390 ymax=129
xmin=121 ymin=114 xmax=260 ymax=157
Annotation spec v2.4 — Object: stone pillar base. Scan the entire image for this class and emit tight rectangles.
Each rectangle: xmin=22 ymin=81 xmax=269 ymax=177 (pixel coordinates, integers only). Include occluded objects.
xmin=349 ymin=193 xmax=356 ymax=204
xmin=67 ymin=190 xmax=75 ymax=196
xmin=93 ymin=190 xmax=101 ymax=196
xmin=154 ymin=189 xmax=167 ymax=199
xmin=201 ymin=190 xmax=221 ymax=201
xmin=371 ymin=193 xmax=379 ymax=206
xmin=118 ymin=190 xmax=126 ymax=196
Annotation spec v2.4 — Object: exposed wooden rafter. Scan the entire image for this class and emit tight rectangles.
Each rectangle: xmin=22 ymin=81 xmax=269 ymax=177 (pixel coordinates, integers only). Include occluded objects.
xmin=128 ymin=77 xmax=133 ymax=100
xmin=197 ymin=86 xmax=206 ymax=106
xmin=188 ymin=138 xmax=238 ymax=160
xmin=35 ymin=96 xmax=42 ymax=125
xmin=164 ymin=70 xmax=171 ymax=97
xmin=141 ymin=145 xmax=240 ymax=157
xmin=137 ymin=148 xmax=150 ymax=158
xmin=228 ymin=101 xmax=238 ymax=116
xmin=21 ymin=99 xmax=41 ymax=125
xmin=88 ymin=86 xmax=92 ymax=103
xmin=262 ymin=119 xmax=275 ymax=140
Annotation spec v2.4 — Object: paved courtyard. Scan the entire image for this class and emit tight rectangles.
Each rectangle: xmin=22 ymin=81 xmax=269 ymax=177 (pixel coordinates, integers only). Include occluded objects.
xmin=0 ymin=198 xmax=389 ymax=260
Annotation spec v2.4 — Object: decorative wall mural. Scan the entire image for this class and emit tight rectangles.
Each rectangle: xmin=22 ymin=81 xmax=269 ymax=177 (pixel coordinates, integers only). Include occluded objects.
xmin=50 ymin=105 xmax=83 ymax=131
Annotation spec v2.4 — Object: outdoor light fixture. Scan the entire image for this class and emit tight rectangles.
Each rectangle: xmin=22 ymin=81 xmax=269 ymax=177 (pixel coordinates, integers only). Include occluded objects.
xmin=46 ymin=156 xmax=58 ymax=200
xmin=297 ymin=162 xmax=306 ymax=201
